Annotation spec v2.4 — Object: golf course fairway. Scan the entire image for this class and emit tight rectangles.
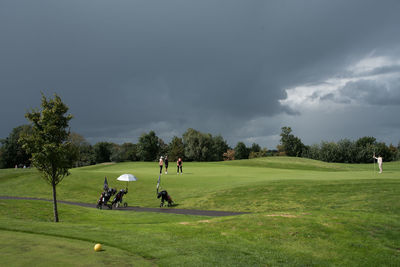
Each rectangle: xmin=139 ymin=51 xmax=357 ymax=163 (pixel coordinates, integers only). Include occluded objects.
xmin=0 ymin=157 xmax=399 ymax=266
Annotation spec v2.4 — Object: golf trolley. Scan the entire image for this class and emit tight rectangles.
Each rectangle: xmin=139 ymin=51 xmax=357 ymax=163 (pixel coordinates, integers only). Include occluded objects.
xmin=156 ymin=174 xmax=174 ymax=207
xmin=96 ymin=188 xmax=116 ymax=209
xmin=157 ymin=189 xmax=174 ymax=207
xmin=112 ymin=188 xmax=128 ymax=208
xmin=97 ymin=175 xmax=135 ymax=210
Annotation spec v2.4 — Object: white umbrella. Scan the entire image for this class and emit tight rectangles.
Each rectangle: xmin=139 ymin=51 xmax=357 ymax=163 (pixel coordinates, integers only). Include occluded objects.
xmin=117 ymin=174 xmax=138 ymax=182
xmin=117 ymin=174 xmax=138 ymax=189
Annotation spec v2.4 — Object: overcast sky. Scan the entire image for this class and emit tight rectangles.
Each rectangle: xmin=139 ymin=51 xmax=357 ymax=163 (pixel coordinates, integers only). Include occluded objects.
xmin=1 ymin=0 xmax=399 ymax=149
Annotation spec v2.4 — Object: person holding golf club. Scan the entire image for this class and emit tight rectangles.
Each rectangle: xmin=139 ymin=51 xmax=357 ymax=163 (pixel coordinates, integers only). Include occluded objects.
xmin=177 ymin=157 xmax=183 ymax=175
xmin=373 ymin=154 xmax=383 ymax=173
xmin=164 ymin=156 xmax=169 ymax=174
xmin=159 ymin=156 xmax=164 ymax=174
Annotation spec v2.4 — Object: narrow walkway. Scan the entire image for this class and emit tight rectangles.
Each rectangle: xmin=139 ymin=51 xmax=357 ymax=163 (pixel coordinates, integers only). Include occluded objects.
xmin=0 ymin=196 xmax=249 ymax=217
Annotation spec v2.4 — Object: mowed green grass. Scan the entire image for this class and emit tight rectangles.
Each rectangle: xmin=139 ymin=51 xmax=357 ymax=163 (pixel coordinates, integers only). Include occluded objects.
xmin=0 ymin=157 xmax=399 ymax=266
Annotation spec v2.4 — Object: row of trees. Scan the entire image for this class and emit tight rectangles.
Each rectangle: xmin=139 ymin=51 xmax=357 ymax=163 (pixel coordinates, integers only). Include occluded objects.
xmin=2 ymin=121 xmax=399 ymax=169
xmin=279 ymin=127 xmax=400 ymax=163
xmin=3 ymin=124 xmax=399 ymax=168
xmin=71 ymin=128 xmax=271 ymax=165
xmin=1 ymin=126 xmax=272 ymax=168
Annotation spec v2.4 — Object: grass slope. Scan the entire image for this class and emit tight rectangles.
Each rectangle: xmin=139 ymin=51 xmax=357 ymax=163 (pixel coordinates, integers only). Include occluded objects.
xmin=1 ymin=157 xmax=399 ymax=266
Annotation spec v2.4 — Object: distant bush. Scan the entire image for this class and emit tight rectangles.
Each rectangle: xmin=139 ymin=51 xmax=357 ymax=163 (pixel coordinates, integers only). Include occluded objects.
xmin=223 ymin=149 xmax=235 ymax=161
xmin=303 ymin=137 xmax=398 ymax=163
xmin=249 ymin=148 xmax=268 ymax=159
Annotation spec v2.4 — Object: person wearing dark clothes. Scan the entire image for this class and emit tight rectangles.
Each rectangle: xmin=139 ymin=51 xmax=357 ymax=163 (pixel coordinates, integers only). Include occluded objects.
xmin=177 ymin=157 xmax=183 ymax=175
xmin=157 ymin=190 xmax=173 ymax=207
xmin=164 ymin=156 xmax=169 ymax=174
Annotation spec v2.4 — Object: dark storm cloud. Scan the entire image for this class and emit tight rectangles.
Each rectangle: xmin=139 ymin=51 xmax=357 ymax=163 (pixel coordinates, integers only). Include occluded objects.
xmin=339 ymin=78 xmax=400 ymax=106
xmin=1 ymin=0 xmax=400 ymax=147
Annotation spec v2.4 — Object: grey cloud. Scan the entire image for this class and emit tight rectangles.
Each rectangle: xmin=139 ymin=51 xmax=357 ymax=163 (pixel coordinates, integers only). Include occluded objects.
xmin=320 ymin=92 xmax=352 ymax=104
xmin=362 ymin=65 xmax=400 ymax=77
xmin=339 ymin=78 xmax=400 ymax=106
xmin=307 ymin=91 xmax=350 ymax=104
xmin=1 ymin=0 xmax=400 ymax=148
xmin=320 ymin=93 xmax=335 ymax=102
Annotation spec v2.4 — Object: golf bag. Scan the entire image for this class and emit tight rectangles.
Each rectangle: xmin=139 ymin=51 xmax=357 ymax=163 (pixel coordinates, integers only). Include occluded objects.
xmin=112 ymin=188 xmax=128 ymax=208
xmin=157 ymin=190 xmax=173 ymax=207
xmin=97 ymin=188 xmax=117 ymax=209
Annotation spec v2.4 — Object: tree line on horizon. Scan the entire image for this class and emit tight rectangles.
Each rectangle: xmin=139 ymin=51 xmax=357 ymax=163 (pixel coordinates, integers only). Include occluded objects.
xmin=1 ymin=125 xmax=399 ymax=169
xmin=0 ymin=126 xmax=273 ymax=168
xmin=2 ymin=124 xmax=400 ymax=169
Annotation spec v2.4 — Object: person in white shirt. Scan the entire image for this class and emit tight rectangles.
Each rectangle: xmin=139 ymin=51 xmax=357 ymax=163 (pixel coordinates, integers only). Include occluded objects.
xmin=373 ymin=155 xmax=383 ymax=173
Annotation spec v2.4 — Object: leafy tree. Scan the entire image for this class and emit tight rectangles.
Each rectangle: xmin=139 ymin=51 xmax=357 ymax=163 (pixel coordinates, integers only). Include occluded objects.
xmin=276 ymin=144 xmax=286 ymax=156
xmin=110 ymin=144 xmax=123 ymax=162
xmin=355 ymin=136 xmax=377 ymax=163
xmin=355 ymin=136 xmax=376 ymax=148
xmin=250 ymin=143 xmax=261 ymax=153
xmin=183 ymin=128 xmax=214 ymax=161
xmin=69 ymin=132 xmax=95 ymax=166
xmin=211 ymin=135 xmax=229 ymax=161
xmin=375 ymin=142 xmax=394 ymax=162
xmin=303 ymin=136 xmax=398 ymax=163
xmin=158 ymin=138 xmax=169 ymax=158
xmin=319 ymin=141 xmax=340 ymax=162
xmin=279 ymin=126 xmax=304 ymax=157
xmin=19 ymin=93 xmax=77 ymax=222
xmin=183 ymin=128 xmax=201 ymax=161
xmin=234 ymin=142 xmax=249 ymax=160
xmin=168 ymin=136 xmax=184 ymax=161
xmin=337 ymin=139 xmax=357 ymax=163
xmin=396 ymin=142 xmax=400 ymax=161
xmin=249 ymin=148 xmax=268 ymax=159
xmin=248 ymin=143 xmax=267 ymax=159
xmin=303 ymin=144 xmax=320 ymax=160
xmin=388 ymin=143 xmax=398 ymax=161
xmin=0 ymin=125 xmax=32 ymax=168
xmin=121 ymin=143 xmax=138 ymax=161
xmin=137 ymin=131 xmax=160 ymax=161
xmin=94 ymin=142 xmax=114 ymax=163
xmin=109 ymin=143 xmax=138 ymax=162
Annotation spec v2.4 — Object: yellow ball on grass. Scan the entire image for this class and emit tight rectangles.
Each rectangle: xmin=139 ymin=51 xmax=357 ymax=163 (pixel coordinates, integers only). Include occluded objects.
xmin=94 ymin=243 xmax=102 ymax=252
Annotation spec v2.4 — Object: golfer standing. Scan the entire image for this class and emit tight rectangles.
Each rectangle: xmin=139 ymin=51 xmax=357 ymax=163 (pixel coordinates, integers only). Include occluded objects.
xmin=177 ymin=157 xmax=183 ymax=175
xmin=159 ymin=156 xmax=164 ymax=174
xmin=373 ymin=155 xmax=383 ymax=173
xmin=164 ymin=156 xmax=169 ymax=174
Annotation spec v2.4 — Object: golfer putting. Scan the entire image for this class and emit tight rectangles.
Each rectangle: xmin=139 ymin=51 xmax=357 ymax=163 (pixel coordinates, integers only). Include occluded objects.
xmin=177 ymin=157 xmax=183 ymax=175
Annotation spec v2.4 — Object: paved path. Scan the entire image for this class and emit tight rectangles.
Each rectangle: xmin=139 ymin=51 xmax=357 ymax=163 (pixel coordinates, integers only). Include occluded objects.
xmin=0 ymin=196 xmax=249 ymax=217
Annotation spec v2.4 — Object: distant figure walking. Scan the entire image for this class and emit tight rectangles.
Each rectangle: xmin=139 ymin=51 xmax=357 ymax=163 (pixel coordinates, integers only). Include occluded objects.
xmin=164 ymin=156 xmax=169 ymax=174
xmin=159 ymin=156 xmax=164 ymax=174
xmin=177 ymin=157 xmax=183 ymax=175
xmin=373 ymin=155 xmax=383 ymax=173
